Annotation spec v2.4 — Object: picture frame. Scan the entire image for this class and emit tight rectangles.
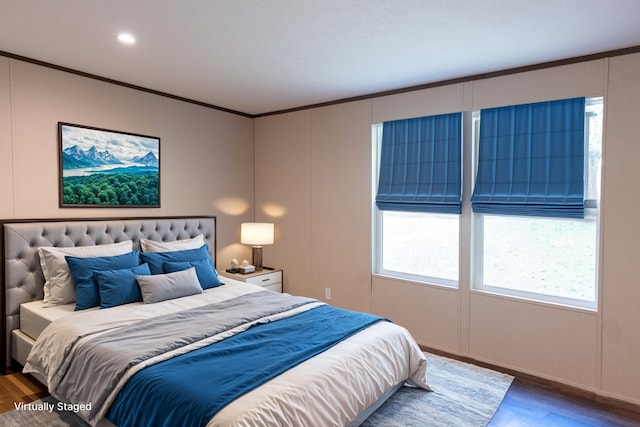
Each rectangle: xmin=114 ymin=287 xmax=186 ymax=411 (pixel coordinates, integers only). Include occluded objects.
xmin=58 ymin=122 xmax=160 ymax=207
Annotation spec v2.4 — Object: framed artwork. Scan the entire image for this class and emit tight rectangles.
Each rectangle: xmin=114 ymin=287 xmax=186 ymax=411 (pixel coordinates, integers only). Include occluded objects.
xmin=58 ymin=122 xmax=160 ymax=207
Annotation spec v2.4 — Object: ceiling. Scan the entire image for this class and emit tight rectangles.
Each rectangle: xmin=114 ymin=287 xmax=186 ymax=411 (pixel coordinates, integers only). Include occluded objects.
xmin=1 ymin=1 xmax=640 ymax=116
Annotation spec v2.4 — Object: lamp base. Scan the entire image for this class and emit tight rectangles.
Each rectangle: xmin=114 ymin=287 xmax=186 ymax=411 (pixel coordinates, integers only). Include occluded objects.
xmin=252 ymin=246 xmax=263 ymax=271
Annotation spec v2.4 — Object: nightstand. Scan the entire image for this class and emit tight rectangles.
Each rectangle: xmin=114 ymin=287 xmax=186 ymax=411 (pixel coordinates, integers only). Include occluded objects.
xmin=220 ymin=269 xmax=283 ymax=292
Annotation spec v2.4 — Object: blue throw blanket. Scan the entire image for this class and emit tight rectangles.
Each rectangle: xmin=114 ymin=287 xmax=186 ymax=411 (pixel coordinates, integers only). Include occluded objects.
xmin=108 ymin=304 xmax=384 ymax=427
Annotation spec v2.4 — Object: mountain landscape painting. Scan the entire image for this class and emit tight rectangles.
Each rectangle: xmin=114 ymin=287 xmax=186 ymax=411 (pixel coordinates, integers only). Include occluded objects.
xmin=59 ymin=123 xmax=160 ymax=207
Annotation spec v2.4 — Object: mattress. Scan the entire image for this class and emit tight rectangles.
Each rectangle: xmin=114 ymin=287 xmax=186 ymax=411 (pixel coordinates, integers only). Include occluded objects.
xmin=12 ymin=278 xmax=253 ymax=370
xmin=20 ymin=300 xmax=84 ymax=340
xmin=17 ymin=278 xmax=250 ymax=342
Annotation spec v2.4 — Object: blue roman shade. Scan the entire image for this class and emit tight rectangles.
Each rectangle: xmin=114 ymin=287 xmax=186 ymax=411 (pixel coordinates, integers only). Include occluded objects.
xmin=471 ymin=97 xmax=586 ymax=219
xmin=376 ymin=113 xmax=462 ymax=214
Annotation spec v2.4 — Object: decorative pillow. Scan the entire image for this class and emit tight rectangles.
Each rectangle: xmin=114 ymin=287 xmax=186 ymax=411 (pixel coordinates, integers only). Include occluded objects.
xmin=136 ymin=267 xmax=203 ymax=304
xmin=140 ymin=245 xmax=213 ymax=275
xmin=140 ymin=234 xmax=204 ymax=253
xmin=94 ymin=263 xmax=150 ymax=309
xmin=66 ymin=251 xmax=141 ymax=311
xmin=163 ymin=259 xmax=222 ymax=289
xmin=38 ymin=241 xmax=134 ymax=306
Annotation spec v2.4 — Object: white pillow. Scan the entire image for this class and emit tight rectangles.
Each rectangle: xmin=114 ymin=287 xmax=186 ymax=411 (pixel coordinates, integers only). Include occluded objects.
xmin=140 ymin=234 xmax=204 ymax=252
xmin=136 ymin=267 xmax=203 ymax=304
xmin=38 ymin=240 xmax=134 ymax=306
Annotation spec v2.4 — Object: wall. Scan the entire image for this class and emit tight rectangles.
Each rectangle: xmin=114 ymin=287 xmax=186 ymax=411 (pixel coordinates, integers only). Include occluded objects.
xmin=254 ymin=101 xmax=373 ymax=312
xmin=254 ymin=110 xmax=313 ymax=296
xmin=600 ymin=53 xmax=640 ymax=402
xmin=254 ymin=54 xmax=640 ymax=405
xmin=0 ymin=57 xmax=255 ymax=269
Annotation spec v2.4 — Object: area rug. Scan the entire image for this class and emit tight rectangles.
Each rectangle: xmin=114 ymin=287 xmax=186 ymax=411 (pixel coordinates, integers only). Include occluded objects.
xmin=0 ymin=352 xmax=513 ymax=427
xmin=361 ymin=352 xmax=514 ymax=426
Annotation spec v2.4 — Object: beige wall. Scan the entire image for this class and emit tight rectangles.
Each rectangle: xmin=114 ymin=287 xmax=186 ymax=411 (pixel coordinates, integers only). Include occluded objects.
xmin=255 ymin=54 xmax=640 ymax=405
xmin=255 ymin=101 xmax=373 ymax=312
xmin=0 ymin=57 xmax=14 ymax=218
xmin=254 ymin=110 xmax=313 ymax=295
xmin=0 ymin=58 xmax=254 ymax=270
xmin=600 ymin=53 xmax=640 ymax=402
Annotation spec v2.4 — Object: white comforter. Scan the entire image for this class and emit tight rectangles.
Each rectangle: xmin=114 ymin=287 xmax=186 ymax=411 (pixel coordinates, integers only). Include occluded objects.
xmin=25 ymin=280 xmax=430 ymax=426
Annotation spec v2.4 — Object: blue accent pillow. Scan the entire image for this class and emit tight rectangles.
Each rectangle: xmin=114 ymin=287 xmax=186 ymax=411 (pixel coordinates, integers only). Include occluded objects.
xmin=140 ymin=245 xmax=213 ymax=275
xmin=66 ymin=251 xmax=140 ymax=311
xmin=163 ymin=259 xmax=222 ymax=289
xmin=94 ymin=263 xmax=150 ymax=308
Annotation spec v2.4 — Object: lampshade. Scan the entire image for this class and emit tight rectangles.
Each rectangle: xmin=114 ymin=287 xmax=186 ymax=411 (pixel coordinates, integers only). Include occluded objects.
xmin=241 ymin=223 xmax=274 ymax=246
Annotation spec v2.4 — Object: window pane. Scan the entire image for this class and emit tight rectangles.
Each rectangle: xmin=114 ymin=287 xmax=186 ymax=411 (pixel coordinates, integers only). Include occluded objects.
xmin=482 ymin=215 xmax=596 ymax=301
xmin=381 ymin=211 xmax=459 ymax=282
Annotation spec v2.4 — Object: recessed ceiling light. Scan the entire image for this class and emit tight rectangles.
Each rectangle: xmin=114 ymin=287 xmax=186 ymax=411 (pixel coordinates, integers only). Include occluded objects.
xmin=117 ymin=33 xmax=136 ymax=45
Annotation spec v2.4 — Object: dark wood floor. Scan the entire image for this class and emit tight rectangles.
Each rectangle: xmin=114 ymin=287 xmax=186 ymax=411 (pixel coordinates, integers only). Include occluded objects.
xmin=490 ymin=378 xmax=640 ymax=426
xmin=0 ymin=372 xmax=48 ymax=414
xmin=1 ymin=372 xmax=640 ymax=425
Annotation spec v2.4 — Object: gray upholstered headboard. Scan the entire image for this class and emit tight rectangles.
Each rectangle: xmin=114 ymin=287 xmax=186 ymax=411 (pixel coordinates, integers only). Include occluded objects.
xmin=1 ymin=216 xmax=216 ymax=369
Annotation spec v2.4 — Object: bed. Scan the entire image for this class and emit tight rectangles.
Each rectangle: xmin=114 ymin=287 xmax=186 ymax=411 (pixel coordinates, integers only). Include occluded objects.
xmin=2 ymin=216 xmax=429 ymax=427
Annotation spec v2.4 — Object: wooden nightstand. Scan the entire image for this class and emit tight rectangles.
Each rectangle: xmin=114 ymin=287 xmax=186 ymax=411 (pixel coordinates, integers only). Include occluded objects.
xmin=220 ymin=269 xmax=283 ymax=293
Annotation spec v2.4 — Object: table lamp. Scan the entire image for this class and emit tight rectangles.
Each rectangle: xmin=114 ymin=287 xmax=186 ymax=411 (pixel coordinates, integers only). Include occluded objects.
xmin=240 ymin=222 xmax=274 ymax=271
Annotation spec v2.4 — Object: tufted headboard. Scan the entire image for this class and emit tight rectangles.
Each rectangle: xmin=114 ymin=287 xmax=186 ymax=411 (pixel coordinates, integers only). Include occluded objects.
xmin=1 ymin=216 xmax=216 ymax=369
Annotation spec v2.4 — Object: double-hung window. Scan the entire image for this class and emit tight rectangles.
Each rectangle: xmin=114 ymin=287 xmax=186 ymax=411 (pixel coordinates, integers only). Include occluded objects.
xmin=373 ymin=113 xmax=463 ymax=287
xmin=472 ymin=97 xmax=602 ymax=309
xmin=373 ymin=97 xmax=602 ymax=309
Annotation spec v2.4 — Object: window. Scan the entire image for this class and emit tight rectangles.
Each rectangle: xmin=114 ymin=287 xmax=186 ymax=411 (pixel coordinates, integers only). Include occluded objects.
xmin=372 ymin=115 xmax=461 ymax=287
xmin=373 ymin=97 xmax=602 ymax=309
xmin=473 ymin=98 xmax=602 ymax=308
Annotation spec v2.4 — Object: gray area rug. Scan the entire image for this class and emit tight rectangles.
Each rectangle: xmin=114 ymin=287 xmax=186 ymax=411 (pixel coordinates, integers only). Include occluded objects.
xmin=0 ymin=352 xmax=512 ymax=427
xmin=362 ymin=353 xmax=514 ymax=426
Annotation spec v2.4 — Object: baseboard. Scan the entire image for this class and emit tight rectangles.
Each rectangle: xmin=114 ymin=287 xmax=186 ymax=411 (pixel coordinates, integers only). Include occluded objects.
xmin=419 ymin=345 xmax=640 ymax=416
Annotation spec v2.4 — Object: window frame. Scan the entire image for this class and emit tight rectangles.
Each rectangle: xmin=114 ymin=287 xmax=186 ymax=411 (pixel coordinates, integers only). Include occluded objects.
xmin=372 ymin=123 xmax=460 ymax=288
xmin=470 ymin=98 xmax=602 ymax=310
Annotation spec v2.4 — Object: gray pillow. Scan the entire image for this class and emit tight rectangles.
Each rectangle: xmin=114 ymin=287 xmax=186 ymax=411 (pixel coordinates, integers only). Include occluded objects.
xmin=136 ymin=267 xmax=203 ymax=304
